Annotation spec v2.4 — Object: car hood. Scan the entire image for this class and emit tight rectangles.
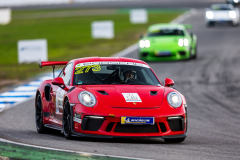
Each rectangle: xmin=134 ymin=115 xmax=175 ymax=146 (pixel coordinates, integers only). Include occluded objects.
xmin=80 ymin=85 xmax=165 ymax=108
xmin=148 ymin=36 xmax=184 ymax=43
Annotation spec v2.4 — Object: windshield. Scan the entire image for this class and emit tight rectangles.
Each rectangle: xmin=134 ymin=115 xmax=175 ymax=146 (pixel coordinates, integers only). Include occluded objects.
xmin=73 ymin=62 xmax=160 ymax=86
xmin=147 ymin=29 xmax=184 ymax=37
xmin=211 ymin=4 xmax=232 ymax=10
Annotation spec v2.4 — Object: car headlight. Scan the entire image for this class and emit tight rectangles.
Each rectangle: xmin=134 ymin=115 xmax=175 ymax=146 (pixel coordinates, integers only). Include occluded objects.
xmin=206 ymin=11 xmax=214 ymax=19
xmin=229 ymin=11 xmax=236 ymax=19
xmin=178 ymin=39 xmax=188 ymax=47
xmin=233 ymin=0 xmax=238 ymax=3
xmin=167 ymin=92 xmax=182 ymax=108
xmin=78 ymin=91 xmax=96 ymax=107
xmin=139 ymin=40 xmax=150 ymax=48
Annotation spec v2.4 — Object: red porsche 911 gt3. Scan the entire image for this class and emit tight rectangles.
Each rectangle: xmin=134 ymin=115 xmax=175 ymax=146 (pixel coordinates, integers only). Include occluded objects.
xmin=35 ymin=57 xmax=187 ymax=143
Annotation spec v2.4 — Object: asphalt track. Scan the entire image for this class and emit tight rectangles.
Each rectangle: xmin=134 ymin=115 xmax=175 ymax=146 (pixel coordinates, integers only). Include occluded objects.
xmin=1 ymin=4 xmax=240 ymax=160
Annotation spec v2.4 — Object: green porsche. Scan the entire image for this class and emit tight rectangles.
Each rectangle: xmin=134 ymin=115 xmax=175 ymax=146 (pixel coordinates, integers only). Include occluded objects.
xmin=139 ymin=23 xmax=197 ymax=61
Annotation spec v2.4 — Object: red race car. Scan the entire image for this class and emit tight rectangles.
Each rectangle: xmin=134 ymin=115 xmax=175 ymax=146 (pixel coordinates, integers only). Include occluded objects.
xmin=36 ymin=57 xmax=187 ymax=143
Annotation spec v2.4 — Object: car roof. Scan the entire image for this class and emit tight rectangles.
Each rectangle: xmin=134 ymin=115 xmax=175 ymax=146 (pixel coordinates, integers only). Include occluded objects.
xmin=72 ymin=57 xmax=148 ymax=66
xmin=148 ymin=23 xmax=185 ymax=31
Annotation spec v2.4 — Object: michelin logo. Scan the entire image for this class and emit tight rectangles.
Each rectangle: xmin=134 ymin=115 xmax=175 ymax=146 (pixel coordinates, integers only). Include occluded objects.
xmin=121 ymin=117 xmax=153 ymax=124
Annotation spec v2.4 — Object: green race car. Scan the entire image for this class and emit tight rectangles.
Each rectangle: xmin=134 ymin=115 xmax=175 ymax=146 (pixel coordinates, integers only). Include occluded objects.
xmin=139 ymin=23 xmax=197 ymax=61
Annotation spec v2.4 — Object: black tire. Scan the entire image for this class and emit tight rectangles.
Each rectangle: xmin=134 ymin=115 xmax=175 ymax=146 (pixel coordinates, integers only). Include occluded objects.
xmin=164 ymin=138 xmax=185 ymax=143
xmin=35 ymin=93 xmax=47 ymax=133
xmin=206 ymin=22 xmax=214 ymax=27
xmin=234 ymin=22 xmax=239 ymax=27
xmin=63 ymin=99 xmax=72 ymax=139
xmin=192 ymin=44 xmax=197 ymax=59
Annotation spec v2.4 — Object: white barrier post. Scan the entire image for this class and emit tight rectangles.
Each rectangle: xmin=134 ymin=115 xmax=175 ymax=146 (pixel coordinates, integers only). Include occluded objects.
xmin=91 ymin=21 xmax=114 ymax=39
xmin=18 ymin=39 xmax=48 ymax=64
xmin=0 ymin=8 xmax=11 ymax=25
xmin=130 ymin=9 xmax=148 ymax=24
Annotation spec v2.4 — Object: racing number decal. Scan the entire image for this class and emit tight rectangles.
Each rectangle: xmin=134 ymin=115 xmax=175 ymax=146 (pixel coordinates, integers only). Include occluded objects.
xmin=75 ymin=65 xmax=101 ymax=74
xmin=92 ymin=65 xmax=101 ymax=71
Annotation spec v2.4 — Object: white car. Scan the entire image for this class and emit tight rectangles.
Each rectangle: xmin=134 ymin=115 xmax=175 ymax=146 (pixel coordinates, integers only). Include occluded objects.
xmin=205 ymin=4 xmax=239 ymax=27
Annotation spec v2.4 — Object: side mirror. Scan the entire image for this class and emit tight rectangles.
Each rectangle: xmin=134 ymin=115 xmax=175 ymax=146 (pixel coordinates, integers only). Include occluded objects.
xmin=165 ymin=78 xmax=174 ymax=87
xmin=52 ymin=77 xmax=65 ymax=86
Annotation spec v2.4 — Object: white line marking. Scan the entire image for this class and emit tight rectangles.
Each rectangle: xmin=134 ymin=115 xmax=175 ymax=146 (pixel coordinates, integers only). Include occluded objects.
xmin=0 ymin=97 xmax=28 ymax=102
xmin=27 ymin=81 xmax=42 ymax=85
xmin=0 ymin=138 xmax=152 ymax=160
xmin=112 ymin=43 xmax=139 ymax=57
xmin=0 ymin=104 xmax=10 ymax=108
xmin=14 ymin=86 xmax=38 ymax=91
xmin=171 ymin=8 xmax=197 ymax=23
xmin=0 ymin=92 xmax=36 ymax=96
xmin=39 ymin=76 xmax=53 ymax=80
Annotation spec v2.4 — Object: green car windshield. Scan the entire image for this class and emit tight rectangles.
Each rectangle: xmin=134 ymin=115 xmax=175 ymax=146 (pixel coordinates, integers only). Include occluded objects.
xmin=147 ymin=29 xmax=184 ymax=37
xmin=73 ymin=63 xmax=160 ymax=86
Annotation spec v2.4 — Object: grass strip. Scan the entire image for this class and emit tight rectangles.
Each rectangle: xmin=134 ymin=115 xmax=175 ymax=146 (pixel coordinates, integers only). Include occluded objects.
xmin=0 ymin=8 xmax=183 ymax=83
xmin=0 ymin=141 xmax=132 ymax=160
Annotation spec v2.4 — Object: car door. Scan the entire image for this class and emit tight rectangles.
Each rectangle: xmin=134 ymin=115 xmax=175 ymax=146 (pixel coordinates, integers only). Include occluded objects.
xmin=51 ymin=63 xmax=73 ymax=125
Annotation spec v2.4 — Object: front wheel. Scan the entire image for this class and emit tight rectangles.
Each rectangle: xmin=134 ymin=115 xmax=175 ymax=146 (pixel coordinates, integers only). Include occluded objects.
xmin=63 ymin=99 xmax=72 ymax=139
xmin=206 ymin=22 xmax=214 ymax=27
xmin=164 ymin=138 xmax=185 ymax=143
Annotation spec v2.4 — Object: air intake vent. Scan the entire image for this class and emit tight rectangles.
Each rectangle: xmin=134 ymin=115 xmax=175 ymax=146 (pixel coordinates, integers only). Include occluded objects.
xmin=150 ymin=91 xmax=158 ymax=95
xmin=97 ymin=91 xmax=109 ymax=95
xmin=114 ymin=123 xmax=159 ymax=133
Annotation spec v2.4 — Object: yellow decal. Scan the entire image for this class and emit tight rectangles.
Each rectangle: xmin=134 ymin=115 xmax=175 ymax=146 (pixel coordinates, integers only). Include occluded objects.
xmin=121 ymin=117 xmax=126 ymax=124
xmin=75 ymin=65 xmax=101 ymax=74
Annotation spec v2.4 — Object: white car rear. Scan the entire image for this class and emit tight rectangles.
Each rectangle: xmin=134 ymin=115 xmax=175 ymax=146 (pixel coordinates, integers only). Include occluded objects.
xmin=205 ymin=4 xmax=239 ymax=27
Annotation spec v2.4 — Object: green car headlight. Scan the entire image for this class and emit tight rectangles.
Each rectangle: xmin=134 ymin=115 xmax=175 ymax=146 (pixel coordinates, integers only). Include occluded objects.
xmin=178 ymin=39 xmax=189 ymax=47
xmin=139 ymin=40 xmax=150 ymax=48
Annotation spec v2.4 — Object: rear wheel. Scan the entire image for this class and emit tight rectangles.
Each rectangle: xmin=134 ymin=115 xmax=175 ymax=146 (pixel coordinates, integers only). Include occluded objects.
xmin=35 ymin=93 xmax=47 ymax=133
xmin=164 ymin=138 xmax=185 ymax=143
xmin=63 ymin=99 xmax=72 ymax=139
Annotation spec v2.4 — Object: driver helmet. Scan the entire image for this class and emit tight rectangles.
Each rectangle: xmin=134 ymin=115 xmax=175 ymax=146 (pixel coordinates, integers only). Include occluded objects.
xmin=120 ymin=70 xmax=137 ymax=82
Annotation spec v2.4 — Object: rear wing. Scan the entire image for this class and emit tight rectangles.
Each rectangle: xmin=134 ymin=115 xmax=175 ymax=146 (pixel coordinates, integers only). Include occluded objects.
xmin=38 ymin=59 xmax=68 ymax=78
xmin=39 ymin=60 xmax=68 ymax=68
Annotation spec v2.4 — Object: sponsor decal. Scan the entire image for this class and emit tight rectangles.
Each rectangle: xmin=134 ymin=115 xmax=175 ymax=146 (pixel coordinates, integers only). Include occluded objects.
xmin=122 ymin=93 xmax=142 ymax=102
xmin=121 ymin=117 xmax=154 ymax=124
xmin=73 ymin=117 xmax=82 ymax=123
xmin=75 ymin=62 xmax=149 ymax=69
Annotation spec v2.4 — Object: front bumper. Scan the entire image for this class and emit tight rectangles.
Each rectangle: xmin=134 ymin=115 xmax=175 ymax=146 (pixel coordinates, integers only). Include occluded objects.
xmin=206 ymin=18 xmax=238 ymax=25
xmin=139 ymin=47 xmax=191 ymax=61
xmin=71 ymin=105 xmax=187 ymax=139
